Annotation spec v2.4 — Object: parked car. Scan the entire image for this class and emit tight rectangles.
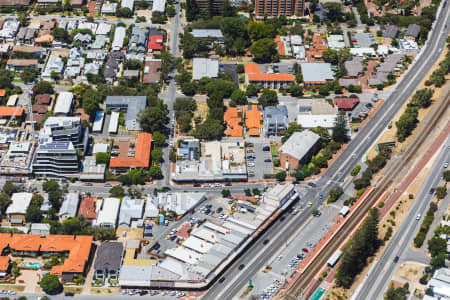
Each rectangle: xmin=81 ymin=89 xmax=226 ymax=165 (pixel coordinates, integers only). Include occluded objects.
xmin=238 ymin=264 xmax=245 ymax=270
xmin=263 ymin=146 xmax=270 ymax=151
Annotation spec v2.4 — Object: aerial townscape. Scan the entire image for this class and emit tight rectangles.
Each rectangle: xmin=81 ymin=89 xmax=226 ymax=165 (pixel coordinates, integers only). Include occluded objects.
xmin=0 ymin=0 xmax=447 ymax=298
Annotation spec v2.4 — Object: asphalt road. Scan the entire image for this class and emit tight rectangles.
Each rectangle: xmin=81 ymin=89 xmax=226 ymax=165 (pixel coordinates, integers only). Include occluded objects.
xmin=202 ymin=4 xmax=450 ymax=299
xmin=356 ymin=141 xmax=450 ymax=300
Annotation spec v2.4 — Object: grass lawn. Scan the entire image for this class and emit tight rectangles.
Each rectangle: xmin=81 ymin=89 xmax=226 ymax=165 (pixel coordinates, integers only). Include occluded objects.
xmin=64 ymin=287 xmax=83 ymax=294
xmin=271 ymin=145 xmax=280 ymax=157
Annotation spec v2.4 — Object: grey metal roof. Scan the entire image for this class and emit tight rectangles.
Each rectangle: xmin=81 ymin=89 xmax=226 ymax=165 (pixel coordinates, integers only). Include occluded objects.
xmin=191 ymin=29 xmax=223 ymax=39
xmin=344 ymin=57 xmax=364 ymax=77
xmin=58 ymin=192 xmax=80 ymax=218
xmin=406 ymin=24 xmax=420 ymax=38
xmin=119 ymin=197 xmax=144 ymax=226
xmin=383 ymin=25 xmax=398 ymax=38
xmin=106 ymin=96 xmax=147 ymax=131
xmin=94 ymin=242 xmax=124 ymax=272
xmin=301 ymin=63 xmax=334 ymax=83
xmin=279 ymin=130 xmax=320 ymax=160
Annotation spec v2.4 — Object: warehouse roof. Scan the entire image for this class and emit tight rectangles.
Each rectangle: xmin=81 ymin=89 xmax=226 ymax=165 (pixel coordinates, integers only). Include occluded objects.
xmin=279 ymin=131 xmax=320 ymax=161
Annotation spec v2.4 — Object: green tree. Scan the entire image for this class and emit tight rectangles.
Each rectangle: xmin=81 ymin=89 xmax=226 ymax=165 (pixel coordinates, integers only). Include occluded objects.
xmin=275 ymin=171 xmax=286 ymax=181
xmin=248 ymin=22 xmax=275 ymax=41
xmin=431 ymin=252 xmax=447 ymax=269
xmin=250 ymin=38 xmax=278 ymax=63
xmin=186 ymin=0 xmax=200 ymax=21
xmin=95 ymin=152 xmax=110 ymax=164
xmin=0 ymin=193 xmax=11 ymax=215
xmin=281 ymin=124 xmax=303 ymax=143
xmin=288 ymin=85 xmax=303 ymax=97
xmin=109 ymin=185 xmax=125 ymax=198
xmin=410 ymin=88 xmax=433 ymax=108
xmin=3 ymin=181 xmax=17 ymax=196
xmin=444 ymin=170 xmax=450 ymax=182
xmin=230 ymin=89 xmax=247 ymax=106
xmin=40 ymin=274 xmax=62 ymax=294
xmin=51 ymin=28 xmax=68 ymax=41
xmin=396 ymin=106 xmax=419 ymax=142
xmin=258 ymin=89 xmax=278 ymax=107
xmin=82 ymin=88 xmax=102 ymax=119
xmin=318 ymin=85 xmax=330 ymax=96
xmin=33 ymin=81 xmax=54 ymax=95
xmin=428 ymin=236 xmax=447 ymax=257
xmin=182 ymin=82 xmax=196 ymax=96
xmin=322 ymin=48 xmax=339 ymax=65
xmin=152 ymin=131 xmax=166 ymax=147
xmin=42 ymin=180 xmax=59 ymax=193
xmin=151 ymin=148 xmax=163 ymax=163
xmin=120 ymin=169 xmax=145 ymax=185
xmin=435 ymin=186 xmax=447 ymax=200
xmin=116 ymin=7 xmax=132 ymax=18
xmin=149 ymin=165 xmax=163 ymax=179
xmin=246 ymin=84 xmax=259 ymax=97
xmin=384 ymin=283 xmax=409 ymax=300
xmin=192 ymin=118 xmax=224 ymax=140
xmin=138 ymin=106 xmax=168 ymax=133
xmin=20 ymin=67 xmax=38 ymax=83
xmin=221 ymin=189 xmax=231 ymax=198
xmin=332 ymin=111 xmax=348 ymax=144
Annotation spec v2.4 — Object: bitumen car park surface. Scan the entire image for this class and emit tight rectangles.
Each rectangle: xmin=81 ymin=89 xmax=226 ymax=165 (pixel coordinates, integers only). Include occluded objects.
xmin=248 ymin=142 xmax=273 ymax=179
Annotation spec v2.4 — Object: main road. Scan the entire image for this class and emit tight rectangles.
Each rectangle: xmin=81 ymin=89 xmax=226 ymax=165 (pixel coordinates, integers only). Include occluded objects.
xmin=356 ymin=139 xmax=449 ymax=300
xmin=202 ymin=4 xmax=450 ymax=299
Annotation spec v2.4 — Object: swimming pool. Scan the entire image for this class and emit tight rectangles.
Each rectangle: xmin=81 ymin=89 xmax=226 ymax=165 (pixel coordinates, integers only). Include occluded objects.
xmin=310 ymin=287 xmax=326 ymax=300
xmin=23 ymin=262 xmax=41 ymax=269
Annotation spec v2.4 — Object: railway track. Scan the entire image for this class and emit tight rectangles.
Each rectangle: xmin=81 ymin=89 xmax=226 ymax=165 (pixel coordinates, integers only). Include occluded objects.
xmin=286 ymin=91 xmax=450 ymax=299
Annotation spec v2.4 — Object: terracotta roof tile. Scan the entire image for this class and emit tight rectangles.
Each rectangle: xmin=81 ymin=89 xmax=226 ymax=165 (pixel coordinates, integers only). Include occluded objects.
xmin=110 ymin=133 xmax=152 ymax=168
xmin=333 ymin=97 xmax=359 ymax=110
xmin=78 ymin=197 xmax=96 ymax=220
xmin=0 ymin=106 xmax=24 ymax=117
xmin=0 ymin=256 xmax=9 ymax=272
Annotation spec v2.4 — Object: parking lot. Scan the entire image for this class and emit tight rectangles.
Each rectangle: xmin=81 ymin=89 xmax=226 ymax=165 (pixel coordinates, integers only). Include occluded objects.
xmin=246 ymin=142 xmax=273 ymax=179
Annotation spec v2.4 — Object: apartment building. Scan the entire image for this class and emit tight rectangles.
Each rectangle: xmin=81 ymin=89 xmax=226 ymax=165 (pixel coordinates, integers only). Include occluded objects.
xmin=32 ymin=141 xmax=80 ymax=177
xmin=40 ymin=117 xmax=89 ymax=152
xmin=255 ymin=0 xmax=304 ymax=17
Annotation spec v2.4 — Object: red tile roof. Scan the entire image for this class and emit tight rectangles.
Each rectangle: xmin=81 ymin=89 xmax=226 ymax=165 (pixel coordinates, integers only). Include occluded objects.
xmin=224 ymin=107 xmax=243 ymax=137
xmin=110 ymin=133 xmax=152 ymax=168
xmin=245 ymin=63 xmax=294 ymax=82
xmin=78 ymin=198 xmax=96 ymax=220
xmin=148 ymin=35 xmax=163 ymax=50
xmin=0 ymin=256 xmax=9 ymax=272
xmin=0 ymin=90 xmax=5 ymax=97
xmin=333 ymin=97 xmax=360 ymax=110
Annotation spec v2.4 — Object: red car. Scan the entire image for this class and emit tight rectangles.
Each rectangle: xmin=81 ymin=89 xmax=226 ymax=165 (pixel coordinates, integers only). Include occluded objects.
xmin=302 ymin=248 xmax=309 ymax=253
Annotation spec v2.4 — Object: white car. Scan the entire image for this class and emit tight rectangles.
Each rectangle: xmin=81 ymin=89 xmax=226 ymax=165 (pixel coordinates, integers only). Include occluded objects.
xmin=416 ymin=214 xmax=421 ymax=220
xmin=444 ymin=162 xmax=449 ymax=168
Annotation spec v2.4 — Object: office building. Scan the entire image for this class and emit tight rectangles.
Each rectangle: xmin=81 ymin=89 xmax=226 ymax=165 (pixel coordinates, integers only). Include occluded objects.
xmin=32 ymin=141 xmax=80 ymax=177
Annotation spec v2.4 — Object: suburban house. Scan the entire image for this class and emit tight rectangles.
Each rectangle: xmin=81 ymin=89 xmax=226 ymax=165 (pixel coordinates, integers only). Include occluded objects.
xmin=78 ymin=197 xmax=97 ymax=223
xmin=58 ymin=192 xmax=80 ymax=221
xmin=6 ymin=192 xmax=32 ymax=225
xmin=143 ymin=59 xmax=162 ymax=84
xmin=405 ymin=24 xmax=420 ymax=40
xmin=105 ymin=96 xmax=146 ymax=131
xmin=192 ymin=58 xmax=219 ymax=80
xmin=94 ymin=197 xmax=121 ymax=228
xmin=94 ymin=242 xmax=124 ymax=281
xmin=191 ymin=29 xmax=224 ymax=44
xmin=224 ymin=107 xmax=243 ymax=137
xmin=333 ymin=97 xmax=360 ymax=111
xmin=118 ymin=197 xmax=145 ymax=227
xmin=128 ymin=27 xmax=148 ymax=53
xmin=42 ymin=55 xmax=64 ymax=81
xmin=6 ymin=59 xmax=38 ymax=72
xmin=279 ymin=131 xmax=321 ymax=170
xmin=244 ymin=105 xmax=263 ymax=137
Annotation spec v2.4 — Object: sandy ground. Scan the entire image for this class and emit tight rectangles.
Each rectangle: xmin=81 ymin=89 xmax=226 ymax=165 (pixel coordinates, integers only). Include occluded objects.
xmin=394 ymin=263 xmax=424 ymax=283
xmin=116 ymin=227 xmax=144 ymax=242
xmin=136 ymin=10 xmax=152 ymax=22
xmin=367 ymin=46 xmax=450 ymax=159
xmin=91 ymin=287 xmax=120 ymax=295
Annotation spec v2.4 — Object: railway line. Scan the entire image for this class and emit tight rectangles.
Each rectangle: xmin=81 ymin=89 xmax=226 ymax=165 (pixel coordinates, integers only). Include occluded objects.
xmin=286 ymin=91 xmax=450 ymax=299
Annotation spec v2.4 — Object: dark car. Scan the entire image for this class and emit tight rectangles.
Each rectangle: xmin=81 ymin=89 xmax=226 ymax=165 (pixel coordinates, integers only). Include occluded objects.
xmin=393 ymin=256 xmax=399 ymax=263
xmin=263 ymin=239 xmax=269 ymax=245
xmin=225 ymin=182 xmax=232 ymax=186
xmin=430 ymin=188 xmax=435 ymax=194
xmin=65 ymin=292 xmax=75 ymax=297
xmin=193 ymin=183 xmax=201 ymax=187
xmin=264 ymin=159 xmax=272 ymax=162
xmin=308 ymin=182 xmax=316 ymax=187
xmin=263 ymin=146 xmax=270 ymax=151
xmin=238 ymin=264 xmax=245 ymax=270
xmin=219 ymin=277 xmax=226 ymax=283
xmin=139 ymin=291 xmax=149 ymax=296
xmin=216 ymin=207 xmax=223 ymax=213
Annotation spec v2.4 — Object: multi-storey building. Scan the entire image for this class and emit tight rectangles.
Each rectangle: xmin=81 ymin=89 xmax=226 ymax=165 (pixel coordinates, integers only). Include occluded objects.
xmin=255 ymin=0 xmax=304 ymax=18
xmin=32 ymin=141 xmax=80 ymax=177
xmin=40 ymin=117 xmax=89 ymax=152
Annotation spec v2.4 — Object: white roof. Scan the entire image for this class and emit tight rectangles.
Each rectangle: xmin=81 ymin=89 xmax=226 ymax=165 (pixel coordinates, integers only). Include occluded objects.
xmin=350 ymin=47 xmax=376 ymax=57
xmin=58 ymin=192 xmax=80 ymax=218
xmin=203 ymin=221 xmax=229 ymax=235
xmin=92 ymin=143 xmax=109 ymax=154
xmin=192 ymin=58 xmax=219 ymax=80
xmin=301 ymin=63 xmax=334 ymax=83
xmin=144 ymin=198 xmax=159 ymax=218
xmin=191 ymin=227 xmax=220 ymax=243
xmin=159 ymin=258 xmax=187 ymax=278
xmin=112 ymin=27 xmax=126 ymax=51
xmin=7 ymin=95 xmax=18 ymax=107
xmin=95 ymin=197 xmax=120 ymax=227
xmin=96 ymin=23 xmax=112 ymax=35
xmin=54 ymin=92 xmax=73 ymax=114
xmin=152 ymin=0 xmax=166 ymax=12
xmin=182 ymin=236 xmax=214 ymax=254
xmin=6 ymin=193 xmax=33 ymax=215
xmin=290 ymin=35 xmax=302 ymax=45
xmin=121 ymin=0 xmax=134 ymax=10
xmin=327 ymin=34 xmax=346 ymax=50
xmin=226 ymin=217 xmax=257 ymax=230
xmin=92 ymin=110 xmax=105 ymax=132
xmin=297 ymin=114 xmax=337 ymax=129
xmin=165 ymin=247 xmax=202 ymax=264
xmin=108 ymin=111 xmax=119 ymax=133
xmin=279 ymin=131 xmax=321 ymax=160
